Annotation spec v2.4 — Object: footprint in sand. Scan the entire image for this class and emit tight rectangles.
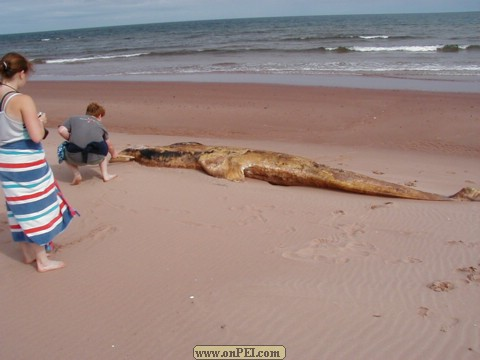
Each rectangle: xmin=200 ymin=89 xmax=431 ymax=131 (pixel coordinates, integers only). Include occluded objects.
xmin=56 ymin=224 xmax=117 ymax=250
xmin=417 ymin=306 xmax=430 ymax=318
xmin=416 ymin=306 xmax=461 ymax=333
xmin=385 ymin=256 xmax=423 ymax=265
xmin=447 ymin=240 xmax=480 ymax=248
xmin=428 ymin=281 xmax=455 ymax=292
xmin=281 ymin=204 xmax=386 ymax=264
xmin=457 ymin=265 xmax=480 ymax=284
xmin=440 ymin=317 xmax=460 ymax=333
xmin=229 ymin=204 xmax=269 ymax=225
xmin=426 ymin=263 xmax=480 ymax=294
xmin=180 ymin=220 xmax=223 ymax=230
xmin=282 ymin=237 xmax=377 ymax=264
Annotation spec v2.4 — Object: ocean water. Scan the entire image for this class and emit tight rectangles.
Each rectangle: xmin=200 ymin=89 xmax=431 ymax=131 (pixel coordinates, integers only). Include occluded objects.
xmin=1 ymin=12 xmax=479 ymax=90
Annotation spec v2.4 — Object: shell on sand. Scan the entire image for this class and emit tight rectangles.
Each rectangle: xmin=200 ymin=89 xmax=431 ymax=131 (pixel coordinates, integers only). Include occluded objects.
xmin=111 ymin=142 xmax=479 ymax=201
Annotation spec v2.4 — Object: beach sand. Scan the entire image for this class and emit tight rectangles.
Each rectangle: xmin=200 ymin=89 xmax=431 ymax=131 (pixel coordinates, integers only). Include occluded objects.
xmin=1 ymin=81 xmax=479 ymax=359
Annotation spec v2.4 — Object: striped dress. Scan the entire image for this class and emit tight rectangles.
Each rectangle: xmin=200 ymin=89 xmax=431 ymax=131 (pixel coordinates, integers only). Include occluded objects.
xmin=0 ymin=93 xmax=76 ymax=246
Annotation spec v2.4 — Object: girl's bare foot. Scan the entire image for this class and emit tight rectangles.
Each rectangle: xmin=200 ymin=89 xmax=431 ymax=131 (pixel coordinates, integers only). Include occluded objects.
xmin=30 ymin=243 xmax=65 ymax=273
xmin=23 ymin=252 xmax=51 ymax=264
xmin=36 ymin=259 xmax=65 ymax=273
xmin=23 ymin=254 xmax=36 ymax=264
xmin=24 ymin=252 xmax=51 ymax=264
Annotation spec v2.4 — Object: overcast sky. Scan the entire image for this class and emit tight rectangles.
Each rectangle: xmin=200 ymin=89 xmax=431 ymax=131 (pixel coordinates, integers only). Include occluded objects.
xmin=1 ymin=0 xmax=478 ymax=34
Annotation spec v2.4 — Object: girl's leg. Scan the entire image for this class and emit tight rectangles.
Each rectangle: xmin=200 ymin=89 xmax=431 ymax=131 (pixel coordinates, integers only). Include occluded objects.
xmin=20 ymin=242 xmax=36 ymax=264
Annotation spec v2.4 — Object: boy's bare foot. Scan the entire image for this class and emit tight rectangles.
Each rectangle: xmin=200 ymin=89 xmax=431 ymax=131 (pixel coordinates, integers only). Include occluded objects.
xmin=103 ymin=174 xmax=118 ymax=182
xmin=37 ymin=260 xmax=65 ymax=273
xmin=71 ymin=174 xmax=82 ymax=185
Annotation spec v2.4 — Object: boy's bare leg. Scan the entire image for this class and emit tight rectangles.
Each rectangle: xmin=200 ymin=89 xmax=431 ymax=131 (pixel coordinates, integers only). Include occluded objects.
xmin=99 ymin=158 xmax=117 ymax=182
xmin=66 ymin=162 xmax=82 ymax=185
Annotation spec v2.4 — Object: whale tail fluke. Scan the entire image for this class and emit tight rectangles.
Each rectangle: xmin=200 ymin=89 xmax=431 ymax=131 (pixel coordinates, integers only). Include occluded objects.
xmin=450 ymin=187 xmax=480 ymax=201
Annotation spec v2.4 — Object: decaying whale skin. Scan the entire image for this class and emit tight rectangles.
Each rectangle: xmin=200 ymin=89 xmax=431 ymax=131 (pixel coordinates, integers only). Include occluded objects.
xmin=112 ymin=142 xmax=479 ymax=201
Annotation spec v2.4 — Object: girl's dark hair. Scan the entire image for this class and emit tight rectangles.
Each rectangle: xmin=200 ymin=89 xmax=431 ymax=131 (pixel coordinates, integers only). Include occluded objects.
xmin=0 ymin=52 xmax=34 ymax=79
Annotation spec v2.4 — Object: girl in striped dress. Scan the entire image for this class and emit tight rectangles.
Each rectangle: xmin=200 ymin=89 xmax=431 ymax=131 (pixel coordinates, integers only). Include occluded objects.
xmin=0 ymin=52 xmax=77 ymax=272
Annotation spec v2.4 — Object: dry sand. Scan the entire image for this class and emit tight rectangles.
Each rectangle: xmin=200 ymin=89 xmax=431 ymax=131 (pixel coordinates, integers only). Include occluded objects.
xmin=0 ymin=81 xmax=479 ymax=359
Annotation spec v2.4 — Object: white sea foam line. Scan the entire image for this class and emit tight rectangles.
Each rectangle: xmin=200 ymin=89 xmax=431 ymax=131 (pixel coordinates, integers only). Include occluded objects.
xmin=46 ymin=53 xmax=147 ymax=64
xmin=352 ymin=46 xmax=439 ymax=52
xmin=359 ymin=35 xmax=389 ymax=39
xmin=351 ymin=45 xmax=470 ymax=52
